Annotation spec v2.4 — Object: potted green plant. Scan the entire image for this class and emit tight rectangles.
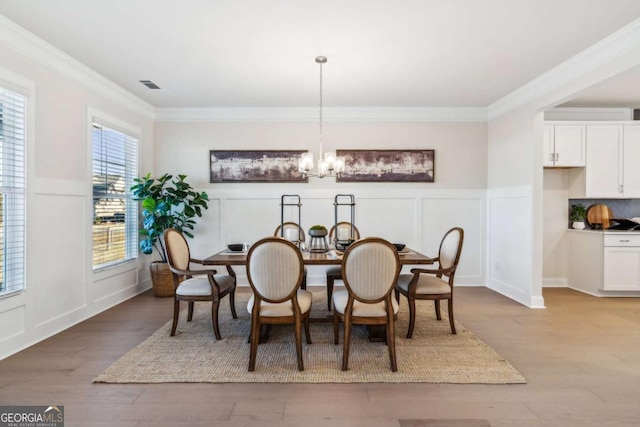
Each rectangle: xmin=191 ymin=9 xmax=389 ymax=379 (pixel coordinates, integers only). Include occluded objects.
xmin=131 ymin=173 xmax=209 ymax=296
xmin=569 ymin=203 xmax=587 ymax=230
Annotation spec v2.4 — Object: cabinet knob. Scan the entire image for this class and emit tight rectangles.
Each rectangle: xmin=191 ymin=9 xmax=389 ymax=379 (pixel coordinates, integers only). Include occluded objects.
xmin=620 ymin=239 xmax=630 ymax=243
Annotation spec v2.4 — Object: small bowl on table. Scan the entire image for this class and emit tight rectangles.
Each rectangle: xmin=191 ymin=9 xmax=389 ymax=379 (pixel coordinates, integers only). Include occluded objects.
xmin=393 ymin=243 xmax=406 ymax=252
xmin=335 ymin=239 xmax=356 ymax=252
xmin=227 ymin=243 xmax=245 ymax=252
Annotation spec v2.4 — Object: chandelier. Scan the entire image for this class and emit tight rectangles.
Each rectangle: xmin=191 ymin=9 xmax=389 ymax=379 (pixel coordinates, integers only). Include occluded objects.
xmin=298 ymin=56 xmax=345 ymax=178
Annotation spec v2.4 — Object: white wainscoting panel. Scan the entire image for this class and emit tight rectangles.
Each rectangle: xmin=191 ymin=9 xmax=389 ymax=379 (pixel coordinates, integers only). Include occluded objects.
xmin=356 ymin=198 xmax=417 ymax=244
xmin=31 ymin=194 xmax=88 ymax=326
xmin=422 ymin=197 xmax=485 ymax=285
xmin=93 ymin=266 xmax=139 ymax=302
xmin=0 ymin=304 xmax=25 ymax=344
xmin=487 ymin=188 xmax=535 ymax=306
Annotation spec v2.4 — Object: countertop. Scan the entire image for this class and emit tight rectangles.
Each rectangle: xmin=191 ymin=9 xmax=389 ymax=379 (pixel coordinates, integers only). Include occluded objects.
xmin=567 ymin=228 xmax=640 ymax=234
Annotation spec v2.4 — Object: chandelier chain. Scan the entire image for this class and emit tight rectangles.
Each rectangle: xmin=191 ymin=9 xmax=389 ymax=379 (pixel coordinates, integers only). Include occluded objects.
xmin=319 ymin=60 xmax=323 ymax=150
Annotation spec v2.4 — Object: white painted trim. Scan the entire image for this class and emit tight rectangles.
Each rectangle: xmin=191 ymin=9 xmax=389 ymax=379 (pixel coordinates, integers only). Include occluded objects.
xmin=0 ymin=15 xmax=155 ymax=119
xmin=543 ymin=277 xmax=569 ymax=287
xmin=544 ymin=108 xmax=633 ymax=121
xmin=530 ymin=296 xmax=546 ymax=309
xmin=488 ymin=17 xmax=640 ymax=119
xmin=486 ymin=278 xmax=532 ymax=307
xmin=568 ymin=285 xmax=640 ymax=297
xmin=155 ymin=106 xmax=488 ymax=122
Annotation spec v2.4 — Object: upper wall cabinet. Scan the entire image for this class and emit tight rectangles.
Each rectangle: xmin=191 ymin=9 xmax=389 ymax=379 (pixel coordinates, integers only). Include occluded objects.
xmin=543 ymin=124 xmax=586 ymax=167
xmin=568 ymin=124 xmax=640 ymax=198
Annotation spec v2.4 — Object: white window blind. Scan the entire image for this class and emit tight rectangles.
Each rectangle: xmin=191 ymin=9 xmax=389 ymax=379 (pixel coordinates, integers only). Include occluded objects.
xmin=92 ymin=123 xmax=138 ymax=270
xmin=0 ymin=87 xmax=26 ymax=296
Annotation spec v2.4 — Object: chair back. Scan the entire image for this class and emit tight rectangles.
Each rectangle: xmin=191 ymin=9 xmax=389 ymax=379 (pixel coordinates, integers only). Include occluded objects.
xmin=273 ymin=222 xmax=306 ymax=242
xmin=247 ymin=237 xmax=304 ymax=303
xmin=342 ymin=238 xmax=400 ymax=303
xmin=329 ymin=222 xmax=360 ymax=241
xmin=164 ymin=228 xmax=190 ymax=271
xmin=438 ymin=227 xmax=464 ymax=275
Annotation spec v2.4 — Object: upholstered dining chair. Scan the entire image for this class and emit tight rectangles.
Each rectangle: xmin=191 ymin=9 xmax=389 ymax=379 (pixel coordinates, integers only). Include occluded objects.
xmin=273 ymin=222 xmax=307 ymax=289
xmin=246 ymin=237 xmax=312 ymax=371
xmin=325 ymin=222 xmax=361 ymax=310
xmin=273 ymin=222 xmax=306 ymax=243
xmin=164 ymin=228 xmax=237 ymax=340
xmin=395 ymin=227 xmax=464 ymax=338
xmin=332 ymin=237 xmax=401 ymax=372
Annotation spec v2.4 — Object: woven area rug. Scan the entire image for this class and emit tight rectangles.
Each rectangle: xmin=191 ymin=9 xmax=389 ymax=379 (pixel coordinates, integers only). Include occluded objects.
xmin=94 ymin=291 xmax=525 ymax=384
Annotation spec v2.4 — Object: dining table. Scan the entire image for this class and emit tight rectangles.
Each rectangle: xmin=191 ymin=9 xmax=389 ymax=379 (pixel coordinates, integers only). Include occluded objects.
xmin=203 ymin=246 xmax=435 ymax=342
xmin=203 ymin=246 xmax=435 ymax=267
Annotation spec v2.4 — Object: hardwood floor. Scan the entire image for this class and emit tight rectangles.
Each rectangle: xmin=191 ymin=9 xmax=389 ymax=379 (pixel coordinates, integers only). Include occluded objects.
xmin=0 ymin=287 xmax=638 ymax=426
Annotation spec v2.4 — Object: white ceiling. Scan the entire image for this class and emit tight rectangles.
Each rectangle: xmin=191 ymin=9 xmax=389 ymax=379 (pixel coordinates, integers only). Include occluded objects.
xmin=1 ymin=0 xmax=640 ymax=109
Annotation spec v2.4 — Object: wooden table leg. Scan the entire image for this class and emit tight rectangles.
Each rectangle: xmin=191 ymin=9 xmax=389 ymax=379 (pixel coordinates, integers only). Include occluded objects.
xmin=366 ymin=325 xmax=387 ymax=342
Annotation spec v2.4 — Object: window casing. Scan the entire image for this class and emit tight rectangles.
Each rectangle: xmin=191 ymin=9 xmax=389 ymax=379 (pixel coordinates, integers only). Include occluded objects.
xmin=92 ymin=123 xmax=138 ymax=270
xmin=0 ymin=87 xmax=26 ymax=296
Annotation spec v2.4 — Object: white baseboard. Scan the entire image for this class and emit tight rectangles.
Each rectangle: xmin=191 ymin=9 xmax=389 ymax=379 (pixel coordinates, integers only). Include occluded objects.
xmin=543 ymin=277 xmax=569 ymax=287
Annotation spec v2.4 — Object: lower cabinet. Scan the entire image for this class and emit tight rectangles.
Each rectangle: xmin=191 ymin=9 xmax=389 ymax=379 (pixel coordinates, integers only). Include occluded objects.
xmin=603 ymin=235 xmax=640 ymax=291
xmin=568 ymin=231 xmax=640 ymax=295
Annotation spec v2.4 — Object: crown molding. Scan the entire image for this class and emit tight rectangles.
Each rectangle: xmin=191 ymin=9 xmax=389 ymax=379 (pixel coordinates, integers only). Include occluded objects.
xmin=544 ymin=107 xmax=632 ymax=121
xmin=155 ymin=106 xmax=488 ymax=122
xmin=0 ymin=15 xmax=155 ymax=119
xmin=488 ymin=18 xmax=640 ymax=120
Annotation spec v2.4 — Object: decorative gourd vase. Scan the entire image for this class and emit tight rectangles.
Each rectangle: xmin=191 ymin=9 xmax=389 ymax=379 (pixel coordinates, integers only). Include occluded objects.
xmin=572 ymin=221 xmax=585 ymax=230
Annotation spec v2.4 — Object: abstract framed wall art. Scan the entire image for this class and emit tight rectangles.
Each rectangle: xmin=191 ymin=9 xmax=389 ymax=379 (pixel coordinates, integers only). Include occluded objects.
xmin=210 ymin=150 xmax=308 ymax=183
xmin=336 ymin=149 xmax=435 ymax=182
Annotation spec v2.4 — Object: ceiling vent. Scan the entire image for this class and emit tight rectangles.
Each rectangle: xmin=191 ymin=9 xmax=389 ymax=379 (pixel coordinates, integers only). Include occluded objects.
xmin=139 ymin=80 xmax=160 ymax=89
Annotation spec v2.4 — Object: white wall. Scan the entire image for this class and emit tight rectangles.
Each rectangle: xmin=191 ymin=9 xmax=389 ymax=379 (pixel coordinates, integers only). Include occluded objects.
xmin=543 ymin=169 xmax=570 ymax=286
xmin=154 ymin=120 xmax=487 ymax=286
xmin=486 ymin=108 xmax=545 ymax=308
xmin=0 ymin=35 xmax=155 ymax=360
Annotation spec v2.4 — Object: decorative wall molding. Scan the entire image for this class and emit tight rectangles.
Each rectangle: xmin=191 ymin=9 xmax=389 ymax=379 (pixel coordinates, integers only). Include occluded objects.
xmin=488 ymin=18 xmax=640 ymax=120
xmin=0 ymin=15 xmax=155 ymax=119
xmin=155 ymin=106 xmax=488 ymax=122
xmin=544 ymin=108 xmax=633 ymax=121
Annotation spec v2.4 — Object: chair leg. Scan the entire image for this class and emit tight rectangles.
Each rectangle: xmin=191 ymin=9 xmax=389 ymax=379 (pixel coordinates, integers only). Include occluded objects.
xmin=304 ymin=314 xmax=312 ymax=345
xmin=171 ymin=299 xmax=180 ymax=336
xmin=229 ymin=288 xmax=238 ymax=319
xmin=434 ymin=299 xmax=442 ymax=320
xmin=406 ymin=297 xmax=416 ymax=339
xmin=387 ymin=306 xmax=398 ymax=372
xmin=301 ymin=272 xmax=307 ymax=290
xmin=212 ymin=299 xmax=222 ymax=340
xmin=326 ymin=276 xmax=334 ymax=310
xmin=342 ymin=311 xmax=352 ymax=371
xmin=248 ymin=313 xmax=260 ymax=371
xmin=447 ymin=298 xmax=456 ymax=334
xmin=294 ymin=313 xmax=304 ymax=371
xmin=187 ymin=301 xmax=194 ymax=322
xmin=333 ymin=311 xmax=340 ymax=345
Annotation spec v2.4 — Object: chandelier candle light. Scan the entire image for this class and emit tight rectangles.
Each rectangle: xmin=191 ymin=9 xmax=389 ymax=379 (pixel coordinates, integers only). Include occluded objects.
xmin=299 ymin=56 xmax=345 ymax=178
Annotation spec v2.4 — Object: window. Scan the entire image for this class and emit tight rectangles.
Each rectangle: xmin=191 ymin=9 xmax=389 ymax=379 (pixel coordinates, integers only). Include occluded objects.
xmin=0 ymin=87 xmax=26 ymax=296
xmin=92 ymin=122 xmax=138 ymax=270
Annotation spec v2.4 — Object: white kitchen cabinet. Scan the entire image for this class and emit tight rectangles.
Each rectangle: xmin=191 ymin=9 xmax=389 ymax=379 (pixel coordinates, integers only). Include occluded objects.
xmin=543 ymin=124 xmax=585 ymax=167
xmin=622 ymin=125 xmax=640 ymax=197
xmin=567 ymin=123 xmax=640 ymax=198
xmin=603 ymin=234 xmax=640 ymax=291
xmin=585 ymin=125 xmax=622 ymax=198
xmin=568 ymin=231 xmax=640 ymax=295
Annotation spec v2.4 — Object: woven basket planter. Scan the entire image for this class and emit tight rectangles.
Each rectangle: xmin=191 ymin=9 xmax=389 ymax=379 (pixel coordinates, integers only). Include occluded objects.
xmin=149 ymin=261 xmax=175 ymax=297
